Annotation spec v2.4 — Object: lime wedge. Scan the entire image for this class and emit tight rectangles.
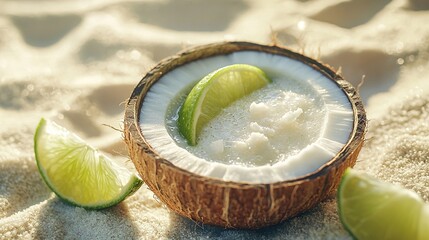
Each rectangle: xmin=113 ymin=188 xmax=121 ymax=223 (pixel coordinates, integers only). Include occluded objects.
xmin=178 ymin=64 xmax=271 ymax=145
xmin=34 ymin=118 xmax=143 ymax=209
xmin=338 ymin=168 xmax=429 ymax=240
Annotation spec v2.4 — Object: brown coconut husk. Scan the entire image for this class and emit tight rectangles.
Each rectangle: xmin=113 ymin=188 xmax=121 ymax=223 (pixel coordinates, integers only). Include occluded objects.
xmin=123 ymin=41 xmax=366 ymax=229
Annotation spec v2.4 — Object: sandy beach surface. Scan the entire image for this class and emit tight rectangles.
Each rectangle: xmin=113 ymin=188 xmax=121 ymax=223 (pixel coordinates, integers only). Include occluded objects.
xmin=1 ymin=0 xmax=429 ymax=239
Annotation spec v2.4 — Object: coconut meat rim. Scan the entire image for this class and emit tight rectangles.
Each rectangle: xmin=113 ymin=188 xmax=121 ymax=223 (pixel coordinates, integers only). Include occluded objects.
xmin=139 ymin=51 xmax=354 ymax=184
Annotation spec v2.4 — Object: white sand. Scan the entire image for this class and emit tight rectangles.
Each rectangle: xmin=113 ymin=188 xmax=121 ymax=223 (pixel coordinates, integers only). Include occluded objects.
xmin=1 ymin=0 xmax=429 ymax=238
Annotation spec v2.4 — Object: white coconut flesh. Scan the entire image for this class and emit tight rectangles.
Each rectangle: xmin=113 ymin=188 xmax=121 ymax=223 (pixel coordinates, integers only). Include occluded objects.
xmin=140 ymin=51 xmax=353 ymax=184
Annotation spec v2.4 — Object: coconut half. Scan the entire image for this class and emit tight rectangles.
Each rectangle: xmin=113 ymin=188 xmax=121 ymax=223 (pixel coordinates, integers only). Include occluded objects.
xmin=124 ymin=41 xmax=366 ymax=229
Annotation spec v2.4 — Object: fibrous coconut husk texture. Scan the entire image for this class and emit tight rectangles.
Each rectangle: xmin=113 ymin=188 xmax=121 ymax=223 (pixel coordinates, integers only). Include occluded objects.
xmin=124 ymin=41 xmax=366 ymax=229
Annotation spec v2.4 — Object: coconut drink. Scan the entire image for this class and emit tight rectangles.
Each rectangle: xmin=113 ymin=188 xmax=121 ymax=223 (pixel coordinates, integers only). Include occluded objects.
xmin=124 ymin=41 xmax=366 ymax=229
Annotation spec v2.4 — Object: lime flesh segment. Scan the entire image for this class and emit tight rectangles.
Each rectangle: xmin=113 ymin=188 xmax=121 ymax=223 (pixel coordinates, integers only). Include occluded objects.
xmin=178 ymin=64 xmax=271 ymax=145
xmin=338 ymin=168 xmax=428 ymax=240
xmin=34 ymin=118 xmax=143 ymax=209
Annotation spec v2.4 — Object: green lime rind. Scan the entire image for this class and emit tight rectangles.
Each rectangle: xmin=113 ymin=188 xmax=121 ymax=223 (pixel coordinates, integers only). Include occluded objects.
xmin=337 ymin=168 xmax=358 ymax=240
xmin=337 ymin=168 xmax=427 ymax=240
xmin=178 ymin=64 xmax=271 ymax=145
xmin=34 ymin=118 xmax=143 ymax=210
xmin=177 ymin=72 xmax=214 ymax=146
xmin=418 ymin=205 xmax=429 ymax=239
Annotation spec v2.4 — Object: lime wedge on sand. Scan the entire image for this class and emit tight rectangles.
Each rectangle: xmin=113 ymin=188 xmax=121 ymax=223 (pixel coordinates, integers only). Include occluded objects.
xmin=34 ymin=118 xmax=143 ymax=209
xmin=178 ymin=64 xmax=271 ymax=145
xmin=338 ymin=168 xmax=429 ymax=240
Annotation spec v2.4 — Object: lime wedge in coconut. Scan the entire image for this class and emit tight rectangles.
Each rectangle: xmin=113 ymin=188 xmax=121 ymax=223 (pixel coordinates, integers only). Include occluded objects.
xmin=34 ymin=118 xmax=142 ymax=209
xmin=338 ymin=168 xmax=429 ymax=240
xmin=178 ymin=64 xmax=271 ymax=145
xmin=124 ymin=42 xmax=366 ymax=228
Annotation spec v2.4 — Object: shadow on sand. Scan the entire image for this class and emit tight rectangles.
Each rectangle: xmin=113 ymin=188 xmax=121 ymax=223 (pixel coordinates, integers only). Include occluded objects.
xmin=322 ymin=48 xmax=401 ymax=105
xmin=35 ymin=198 xmax=140 ymax=239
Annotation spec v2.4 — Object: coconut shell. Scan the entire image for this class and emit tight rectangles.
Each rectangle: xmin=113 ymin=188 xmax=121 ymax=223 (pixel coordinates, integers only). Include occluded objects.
xmin=124 ymin=41 xmax=366 ymax=229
